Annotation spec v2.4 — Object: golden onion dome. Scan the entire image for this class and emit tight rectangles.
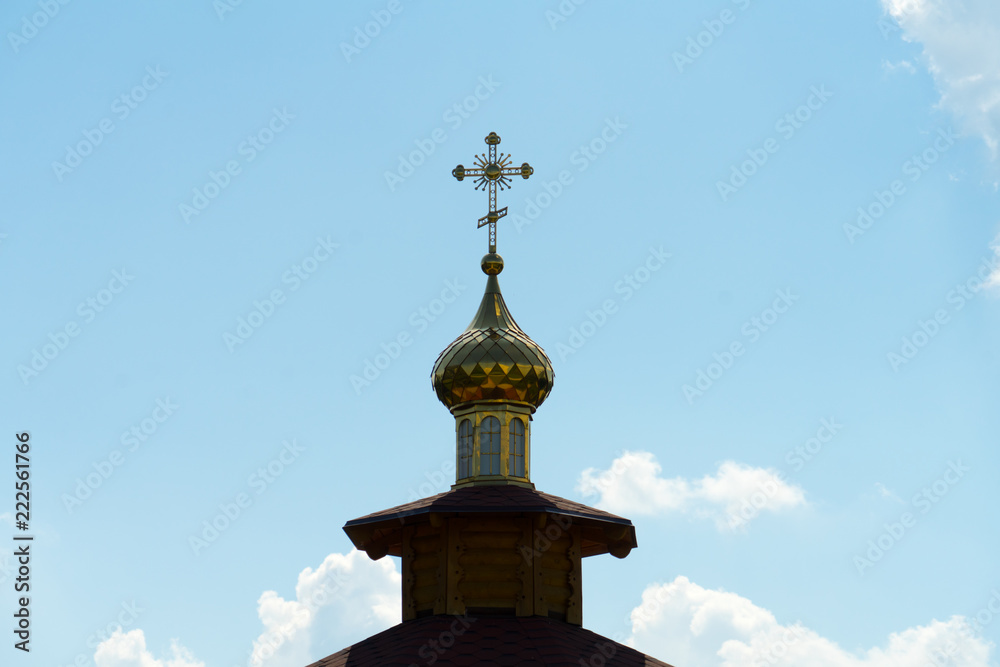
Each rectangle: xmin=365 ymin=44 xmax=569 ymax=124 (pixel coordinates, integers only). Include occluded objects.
xmin=432 ymin=255 xmax=554 ymax=411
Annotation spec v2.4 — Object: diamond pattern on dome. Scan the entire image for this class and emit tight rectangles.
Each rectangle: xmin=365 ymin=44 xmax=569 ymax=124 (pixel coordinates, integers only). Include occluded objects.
xmin=433 ymin=327 xmax=554 ymax=409
xmin=432 ymin=275 xmax=555 ymax=410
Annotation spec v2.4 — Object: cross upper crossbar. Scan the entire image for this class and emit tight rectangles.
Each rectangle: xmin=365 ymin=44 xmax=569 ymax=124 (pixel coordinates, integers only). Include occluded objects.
xmin=452 ymin=132 xmax=533 ymax=254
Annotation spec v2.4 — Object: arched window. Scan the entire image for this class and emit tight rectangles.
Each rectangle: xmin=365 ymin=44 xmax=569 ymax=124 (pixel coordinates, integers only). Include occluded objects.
xmin=457 ymin=419 xmax=473 ymax=479
xmin=480 ymin=416 xmax=501 ymax=475
xmin=509 ymin=418 xmax=525 ymax=477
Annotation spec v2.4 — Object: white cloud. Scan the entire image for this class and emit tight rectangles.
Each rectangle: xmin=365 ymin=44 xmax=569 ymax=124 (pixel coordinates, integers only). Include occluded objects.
xmin=577 ymin=452 xmax=806 ymax=531
xmin=629 ymin=576 xmax=994 ymax=667
xmin=244 ymin=548 xmax=400 ymax=667
xmin=988 ymin=236 xmax=1000 ymax=288
xmin=93 ymin=549 xmax=400 ymax=667
xmin=882 ymin=58 xmax=917 ymax=74
xmin=882 ymin=0 xmax=1000 ymax=155
xmin=94 ymin=629 xmax=203 ymax=667
xmin=874 ymin=482 xmax=905 ymax=504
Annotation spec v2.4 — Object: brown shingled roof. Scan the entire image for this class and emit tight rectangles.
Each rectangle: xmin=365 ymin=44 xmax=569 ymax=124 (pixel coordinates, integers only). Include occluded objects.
xmin=345 ymin=484 xmax=632 ymax=527
xmin=343 ymin=484 xmax=637 ymax=559
xmin=306 ymin=615 xmax=675 ymax=667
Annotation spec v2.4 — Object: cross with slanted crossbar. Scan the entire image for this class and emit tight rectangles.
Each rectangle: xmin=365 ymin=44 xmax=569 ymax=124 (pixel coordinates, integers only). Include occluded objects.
xmin=451 ymin=132 xmax=533 ymax=254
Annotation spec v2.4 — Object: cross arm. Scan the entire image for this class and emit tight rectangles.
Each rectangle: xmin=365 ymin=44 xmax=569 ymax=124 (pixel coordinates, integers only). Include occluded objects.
xmin=500 ymin=163 xmax=534 ymax=179
xmin=452 ymin=165 xmax=485 ymax=181
xmin=478 ymin=207 xmax=508 ymax=228
xmin=451 ymin=165 xmax=486 ymax=180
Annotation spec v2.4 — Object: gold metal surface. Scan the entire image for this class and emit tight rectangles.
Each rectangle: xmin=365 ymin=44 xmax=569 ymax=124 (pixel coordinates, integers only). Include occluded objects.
xmin=480 ymin=253 xmax=504 ymax=275
xmin=452 ymin=131 xmax=533 ymax=255
xmin=432 ymin=274 xmax=554 ymax=411
xmin=437 ymin=131 xmax=553 ymax=487
xmin=451 ymin=402 xmax=533 ymax=485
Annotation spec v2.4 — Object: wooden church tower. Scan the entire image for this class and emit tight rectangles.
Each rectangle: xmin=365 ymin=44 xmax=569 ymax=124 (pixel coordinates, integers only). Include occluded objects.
xmin=308 ymin=133 xmax=672 ymax=666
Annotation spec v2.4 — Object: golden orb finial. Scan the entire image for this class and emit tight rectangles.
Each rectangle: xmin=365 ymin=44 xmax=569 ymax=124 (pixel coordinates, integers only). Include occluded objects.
xmin=481 ymin=253 xmax=504 ymax=275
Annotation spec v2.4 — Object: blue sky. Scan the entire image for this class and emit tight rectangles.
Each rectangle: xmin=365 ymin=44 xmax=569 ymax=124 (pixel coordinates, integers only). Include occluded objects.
xmin=2 ymin=1 xmax=999 ymax=666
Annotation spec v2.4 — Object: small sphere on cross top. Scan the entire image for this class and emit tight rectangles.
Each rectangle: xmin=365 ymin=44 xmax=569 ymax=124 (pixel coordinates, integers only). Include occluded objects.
xmin=481 ymin=253 xmax=504 ymax=275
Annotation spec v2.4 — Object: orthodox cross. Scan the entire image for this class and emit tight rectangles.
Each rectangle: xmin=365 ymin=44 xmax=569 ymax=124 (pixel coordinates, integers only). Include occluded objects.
xmin=452 ymin=132 xmax=533 ymax=254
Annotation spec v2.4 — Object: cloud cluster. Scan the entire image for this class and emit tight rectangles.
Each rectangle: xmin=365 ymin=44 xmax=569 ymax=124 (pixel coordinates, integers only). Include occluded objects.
xmin=94 ymin=629 xmax=203 ymax=667
xmin=629 ymin=576 xmax=994 ymax=666
xmin=92 ymin=544 xmax=996 ymax=667
xmin=577 ymin=451 xmax=806 ymax=530
xmin=988 ymin=237 xmax=1000 ymax=288
xmin=882 ymin=0 xmax=1000 ymax=156
xmin=94 ymin=549 xmax=400 ymax=667
xmin=246 ymin=548 xmax=400 ymax=667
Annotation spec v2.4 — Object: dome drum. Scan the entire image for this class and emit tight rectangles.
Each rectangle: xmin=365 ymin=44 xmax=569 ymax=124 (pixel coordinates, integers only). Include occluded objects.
xmin=431 ymin=272 xmax=554 ymax=487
